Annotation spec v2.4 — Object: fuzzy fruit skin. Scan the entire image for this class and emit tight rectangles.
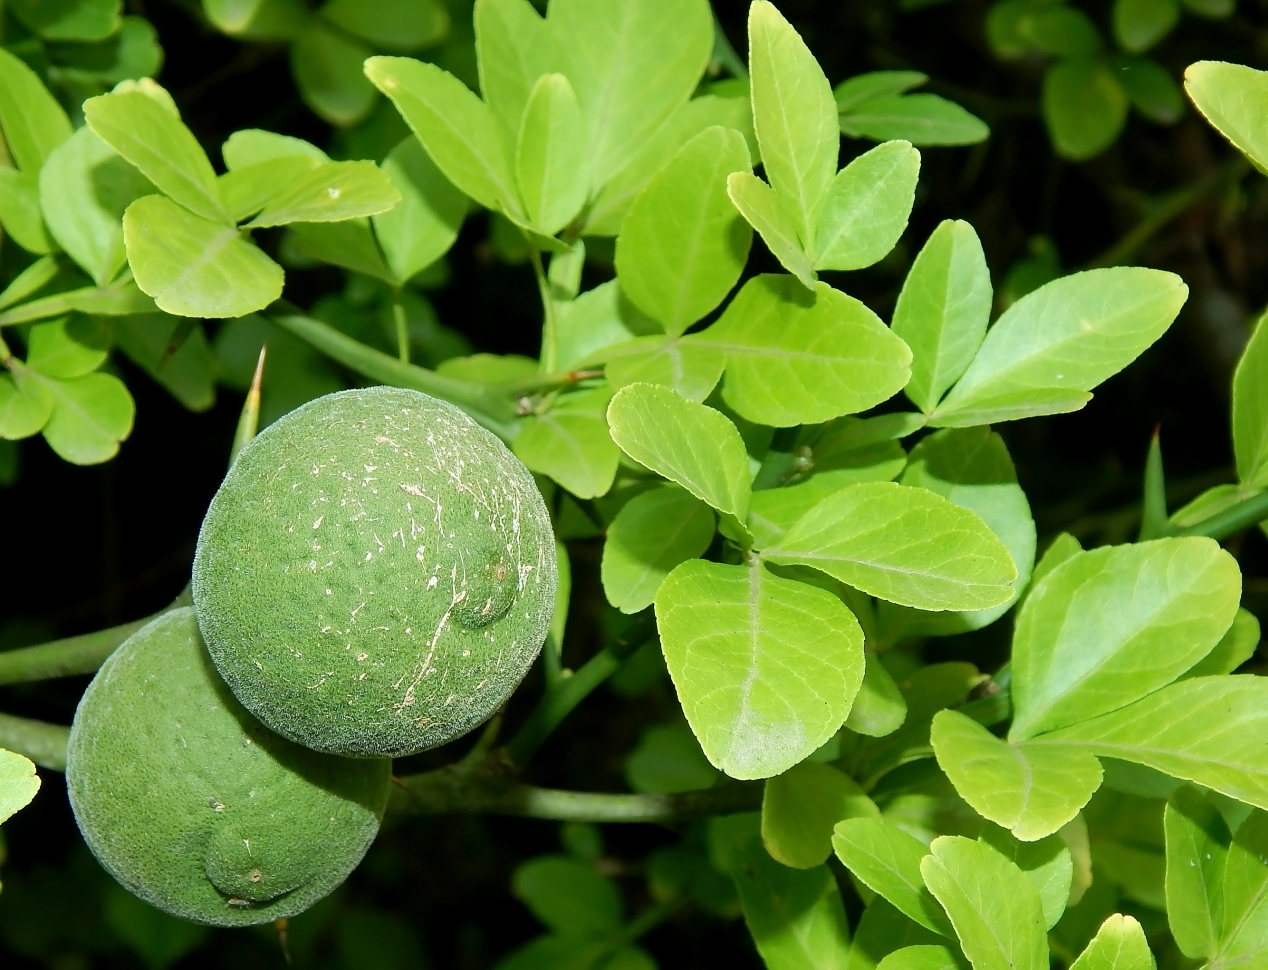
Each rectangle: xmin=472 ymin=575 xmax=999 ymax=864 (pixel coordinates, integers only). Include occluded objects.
xmin=66 ymin=608 xmax=390 ymax=927
xmin=193 ymin=386 xmax=557 ymax=757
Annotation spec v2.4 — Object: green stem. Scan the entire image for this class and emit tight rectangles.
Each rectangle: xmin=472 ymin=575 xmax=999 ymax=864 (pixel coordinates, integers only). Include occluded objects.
xmin=1177 ymin=488 xmax=1268 ymax=541
xmin=529 ymin=248 xmax=559 ymax=374
xmin=392 ymin=291 xmax=410 ymax=365
xmin=391 ymin=765 xmax=761 ymax=822
xmin=506 ymin=649 xmax=623 ymax=766
xmin=0 ymin=713 xmax=70 ymax=771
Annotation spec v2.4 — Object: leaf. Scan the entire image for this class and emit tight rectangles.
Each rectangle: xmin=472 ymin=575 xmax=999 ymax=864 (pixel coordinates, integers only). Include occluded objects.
xmin=1038 ymin=677 xmax=1268 ymax=810
xmin=0 ymin=256 xmax=57 ymax=312
xmin=557 ymin=280 xmax=654 ymax=370
xmin=548 ymin=0 xmax=713 ymax=194
xmin=1042 ymin=59 xmax=1128 ymax=161
xmin=1183 ymin=607 xmax=1260 ymax=679
xmin=40 ymin=126 xmax=157 ymax=285
xmin=0 ymin=748 xmax=40 ymax=824
xmin=876 ymin=946 xmax=968 ymax=970
xmin=846 ymin=655 xmax=908 ymax=738
xmin=931 ymin=709 xmax=1102 ymax=842
xmin=607 ymin=382 xmax=751 ymax=525
xmin=245 ymin=160 xmax=401 ymax=227
xmin=512 ymin=855 xmax=623 ymax=938
xmin=920 ymin=836 xmax=1048 ymax=970
xmin=1114 ymin=56 xmax=1185 ymax=125
xmin=654 ymin=559 xmax=865 ymax=779
xmin=0 ymin=370 xmax=54 ymax=439
xmin=515 ymin=73 xmax=588 ymax=235
xmin=841 ymin=95 xmax=989 ymax=147
xmin=0 ymin=47 xmax=73 ymax=172
xmin=1020 ymin=6 xmax=1101 ymax=57
xmin=291 ymin=20 xmax=377 ymax=127
xmin=834 ymin=72 xmax=929 ymax=112
xmin=695 ymin=275 xmax=912 ymax=427
xmin=1234 ymin=313 xmax=1268 ymax=489
xmin=1009 ymin=537 xmax=1241 ymax=740
xmin=290 ymin=220 xmax=394 ymax=282
xmin=615 ymin=127 xmax=752 ymax=336
xmin=222 ymin=129 xmax=329 ymax=169
xmin=765 ymin=481 xmax=1017 ymax=611
xmin=0 ymin=168 xmax=52 ymax=253
xmin=977 ymin=825 xmax=1074 ymax=930
xmin=604 ymin=336 xmax=726 ymax=403
xmin=1113 ymin=0 xmax=1179 ymax=52
xmin=1069 ymin=915 xmax=1156 ymax=970
xmin=204 ymin=0 xmax=307 ymax=40
xmin=601 ymin=486 xmax=715 ymax=614
xmin=892 ymin=220 xmax=992 ymax=415
xmin=813 ymin=141 xmax=920 ymax=271
xmin=832 ymin=817 xmax=951 ymax=935
xmin=218 ymin=156 xmax=322 ymax=222
xmin=1185 ymin=61 xmax=1268 ymax=174
xmin=366 ymin=55 xmax=521 ymax=217
xmin=474 ymin=0 xmax=557 ymax=137
xmin=850 ymin=900 xmax=949 ymax=970
xmin=26 ymin=315 xmax=111 ymax=379
xmin=35 ymin=370 xmax=135 ymax=464
xmin=513 ymin=386 xmax=620 ymax=499
xmin=1164 ymin=785 xmax=1229 ymax=958
xmin=84 ymin=89 xmax=230 ymax=224
xmin=495 ymin=935 xmax=610 ymax=970
xmin=625 ymin=721 xmax=720 ymax=794
xmin=321 ymin=0 xmax=449 ymax=51
xmin=763 ymin=761 xmax=878 ymax=869
xmin=747 ymin=0 xmax=838 ymax=244
xmin=373 ymin=135 xmax=467 ymax=284
xmin=123 ymin=194 xmax=284 ymax=318
xmin=930 ymin=268 xmax=1187 ymax=427
xmin=726 ymin=172 xmax=816 ymax=288
xmin=1215 ymin=808 xmax=1268 ymax=965
xmin=10 ymin=0 xmax=120 ymax=41
xmin=114 ymin=313 xmax=217 ymax=412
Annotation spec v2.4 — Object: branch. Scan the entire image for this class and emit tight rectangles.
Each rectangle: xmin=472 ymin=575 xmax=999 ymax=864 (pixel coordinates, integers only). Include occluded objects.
xmin=1177 ymin=489 xmax=1268 ymax=542
xmin=0 ymin=713 xmax=69 ymax=771
xmin=391 ymin=763 xmax=762 ymax=823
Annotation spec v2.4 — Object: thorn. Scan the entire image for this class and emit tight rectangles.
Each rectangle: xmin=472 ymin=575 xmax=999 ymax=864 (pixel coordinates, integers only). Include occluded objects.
xmin=274 ymin=917 xmax=292 ymax=965
xmin=229 ymin=344 xmax=267 ymax=467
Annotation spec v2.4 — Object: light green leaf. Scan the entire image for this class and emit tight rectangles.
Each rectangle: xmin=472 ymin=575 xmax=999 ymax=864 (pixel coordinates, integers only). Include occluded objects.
xmin=290 ymin=220 xmax=394 ymax=282
xmin=930 ymin=268 xmax=1187 ymax=427
xmin=876 ymin=946 xmax=968 ymax=970
xmin=850 ymin=900 xmax=949 ymax=970
xmin=834 ymin=72 xmax=930 ymax=113
xmin=765 ymin=481 xmax=1017 ymax=611
xmin=655 ymin=559 xmax=865 ymax=779
xmin=813 ymin=141 xmax=920 ymax=272
xmin=513 ymin=386 xmax=619 ymax=499
xmin=204 ymin=0 xmax=307 ymax=40
xmin=1185 ymin=61 xmax=1268 ymax=175
xmin=10 ymin=0 xmax=120 ymax=41
xmin=0 ymin=280 xmax=156 ymax=326
xmin=123 ymin=194 xmax=284 ymax=318
xmin=625 ymin=721 xmax=719 ymax=794
xmin=0 ymin=168 xmax=52 ymax=253
xmin=601 ymin=486 xmax=715 ymax=614
xmin=1164 ymin=785 xmax=1229 ymax=958
xmin=1215 ymin=808 xmax=1268 ymax=965
xmin=26 ymin=316 xmax=111 ymax=380
xmin=474 ymin=0 xmax=557 ymax=136
xmin=1113 ymin=0 xmax=1179 ymax=52
xmin=512 ymin=855 xmax=622 ymax=938
xmin=222 ymin=129 xmax=329 ymax=170
xmin=557 ymin=280 xmax=654 ymax=370
xmin=879 ymin=427 xmax=1035 ymax=638
xmin=977 ymin=825 xmax=1074 ymax=930
xmin=1234 ymin=313 xmax=1268 ymax=489
xmin=696 ymin=275 xmax=911 ymax=427
xmin=1038 ymin=677 xmax=1268 ymax=810
xmin=1043 ymin=59 xmax=1128 ymax=161
xmin=920 ymin=836 xmax=1047 ymax=970
xmin=1069 ymin=915 xmax=1156 ymax=970
xmin=0 ymin=47 xmax=73 ymax=173
xmin=893 ymin=220 xmax=992 ymax=415
xmin=40 ymin=127 xmax=157 ymax=284
xmin=366 ymin=55 xmax=521 ymax=217
xmin=0 ymin=748 xmax=40 ymax=824
xmin=36 ymin=370 xmax=135 ymax=464
xmin=846 ymin=657 xmax=908 ymax=741
xmin=604 ymin=336 xmax=726 ymax=403
xmin=373 ymin=135 xmax=467 ymax=284
xmin=84 ymin=90 xmax=229 ymax=224
xmin=218 ymin=155 xmax=321 ymax=222
xmin=840 ymin=95 xmax=989 ymax=147
xmin=726 ymin=172 xmax=816 ymax=288
xmin=832 ymin=817 xmax=951 ymax=935
xmin=0 ymin=256 xmax=57 ymax=312
xmin=616 ymin=126 xmax=752 ymax=336
xmin=0 ymin=370 xmax=53 ymax=440
xmin=548 ymin=0 xmax=713 ymax=194
xmin=1009 ymin=537 xmax=1241 ymax=740
xmin=245 ymin=159 xmax=400 ymax=227
xmin=607 ymin=382 xmax=751 ymax=524
xmin=291 ymin=21 xmax=377 ymax=127
xmin=747 ymin=0 xmax=838 ymax=244
xmin=1114 ymin=56 xmax=1185 ymax=125
xmin=931 ymin=709 xmax=1102 ymax=842
xmin=763 ymin=761 xmax=878 ymax=869
xmin=114 ymin=314 xmax=217 ymax=412
xmin=515 ymin=73 xmax=588 ymax=235
xmin=1183 ymin=607 xmax=1260 ymax=679
xmin=322 ymin=0 xmax=449 ymax=51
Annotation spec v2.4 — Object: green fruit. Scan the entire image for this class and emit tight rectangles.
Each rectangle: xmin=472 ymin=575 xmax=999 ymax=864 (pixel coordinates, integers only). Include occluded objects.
xmin=66 ymin=608 xmax=390 ymax=927
xmin=192 ymin=386 xmax=557 ymax=757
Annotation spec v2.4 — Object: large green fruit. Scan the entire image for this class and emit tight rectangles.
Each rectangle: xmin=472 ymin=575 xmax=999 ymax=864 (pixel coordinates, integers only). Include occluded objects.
xmin=66 ymin=608 xmax=390 ymax=927
xmin=193 ymin=386 xmax=557 ymax=757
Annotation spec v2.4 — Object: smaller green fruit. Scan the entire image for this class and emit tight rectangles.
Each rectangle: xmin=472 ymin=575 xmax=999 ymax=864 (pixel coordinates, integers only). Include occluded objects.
xmin=66 ymin=608 xmax=390 ymax=927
